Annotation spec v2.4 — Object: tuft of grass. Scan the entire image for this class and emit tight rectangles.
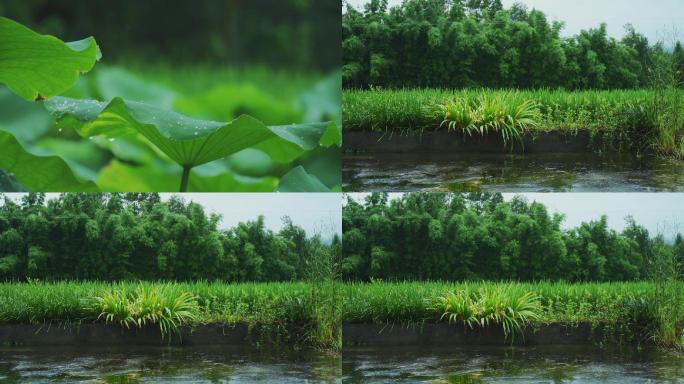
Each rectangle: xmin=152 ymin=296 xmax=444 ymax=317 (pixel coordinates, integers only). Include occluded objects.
xmin=436 ymin=92 xmax=539 ymax=148
xmin=434 ymin=284 xmax=542 ymax=342
xmin=90 ymin=284 xmax=199 ymax=341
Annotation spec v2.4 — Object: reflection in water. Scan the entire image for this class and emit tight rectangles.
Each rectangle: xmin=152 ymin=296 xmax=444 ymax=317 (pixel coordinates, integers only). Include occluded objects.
xmin=343 ymin=153 xmax=684 ymax=192
xmin=342 ymin=346 xmax=684 ymax=383
xmin=0 ymin=346 xmax=340 ymax=383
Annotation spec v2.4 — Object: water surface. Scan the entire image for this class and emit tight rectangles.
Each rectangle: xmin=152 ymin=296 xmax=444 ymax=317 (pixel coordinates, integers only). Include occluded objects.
xmin=343 ymin=153 xmax=684 ymax=192
xmin=343 ymin=346 xmax=684 ymax=383
xmin=0 ymin=346 xmax=340 ymax=383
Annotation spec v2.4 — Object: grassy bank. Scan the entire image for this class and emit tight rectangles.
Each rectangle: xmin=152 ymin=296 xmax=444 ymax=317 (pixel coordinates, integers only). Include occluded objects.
xmin=3 ymin=281 xmax=681 ymax=349
xmin=0 ymin=281 xmax=340 ymax=350
xmin=342 ymin=281 xmax=684 ymax=348
xmin=343 ymin=89 xmax=684 ymax=157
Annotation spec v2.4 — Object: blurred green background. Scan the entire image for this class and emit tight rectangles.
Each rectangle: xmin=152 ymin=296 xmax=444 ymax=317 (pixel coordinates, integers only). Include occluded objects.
xmin=0 ymin=0 xmax=342 ymax=192
xmin=0 ymin=0 xmax=340 ymax=70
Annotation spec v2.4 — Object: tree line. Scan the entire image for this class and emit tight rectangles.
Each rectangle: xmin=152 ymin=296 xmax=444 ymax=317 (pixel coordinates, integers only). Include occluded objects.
xmin=0 ymin=193 xmax=339 ymax=281
xmin=342 ymin=193 xmax=684 ymax=281
xmin=343 ymin=0 xmax=684 ymax=89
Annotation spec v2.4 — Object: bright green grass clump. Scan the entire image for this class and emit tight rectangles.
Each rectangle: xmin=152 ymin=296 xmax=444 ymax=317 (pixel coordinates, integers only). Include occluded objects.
xmin=434 ymin=284 xmax=542 ymax=342
xmin=436 ymin=92 xmax=540 ymax=147
xmin=91 ymin=285 xmax=199 ymax=340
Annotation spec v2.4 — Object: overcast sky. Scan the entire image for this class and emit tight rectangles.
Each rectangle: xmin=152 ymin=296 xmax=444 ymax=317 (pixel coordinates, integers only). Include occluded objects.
xmin=1 ymin=193 xmax=342 ymax=240
xmin=344 ymin=0 xmax=684 ymax=43
xmin=346 ymin=193 xmax=684 ymax=237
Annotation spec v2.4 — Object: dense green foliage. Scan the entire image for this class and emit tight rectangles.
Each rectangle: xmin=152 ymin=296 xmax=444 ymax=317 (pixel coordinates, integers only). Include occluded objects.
xmin=0 ymin=193 xmax=340 ymax=282
xmin=343 ymin=0 xmax=684 ymax=89
xmin=1 ymin=0 xmax=339 ymax=71
xmin=342 ymin=193 xmax=684 ymax=281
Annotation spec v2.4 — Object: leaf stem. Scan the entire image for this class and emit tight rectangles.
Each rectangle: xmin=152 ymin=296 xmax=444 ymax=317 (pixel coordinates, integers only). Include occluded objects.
xmin=179 ymin=166 xmax=191 ymax=192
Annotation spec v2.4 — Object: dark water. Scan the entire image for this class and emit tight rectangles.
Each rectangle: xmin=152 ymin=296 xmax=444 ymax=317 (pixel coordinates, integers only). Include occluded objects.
xmin=2 ymin=345 xmax=681 ymax=383
xmin=343 ymin=153 xmax=684 ymax=192
xmin=0 ymin=346 xmax=340 ymax=383
xmin=343 ymin=346 xmax=684 ymax=383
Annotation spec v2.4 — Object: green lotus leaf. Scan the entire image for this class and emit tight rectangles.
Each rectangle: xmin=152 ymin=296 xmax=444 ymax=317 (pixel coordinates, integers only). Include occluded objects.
xmin=95 ymin=66 xmax=176 ymax=108
xmin=174 ymin=83 xmax=301 ymax=124
xmin=97 ymin=160 xmax=277 ymax=192
xmin=0 ymin=87 xmax=52 ymax=143
xmin=298 ymin=146 xmax=341 ymax=189
xmin=0 ymin=17 xmax=101 ymax=101
xmin=0 ymin=130 xmax=99 ymax=191
xmin=276 ymin=165 xmax=330 ymax=192
xmin=45 ymin=96 xmax=337 ymax=168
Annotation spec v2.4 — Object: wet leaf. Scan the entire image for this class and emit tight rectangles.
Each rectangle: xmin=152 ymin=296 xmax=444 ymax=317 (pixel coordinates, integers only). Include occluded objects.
xmin=45 ymin=96 xmax=337 ymax=168
xmin=0 ymin=130 xmax=99 ymax=191
xmin=0 ymin=17 xmax=101 ymax=101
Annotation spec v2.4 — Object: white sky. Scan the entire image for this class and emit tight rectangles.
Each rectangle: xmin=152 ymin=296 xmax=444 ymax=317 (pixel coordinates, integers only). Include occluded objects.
xmin=346 ymin=193 xmax=684 ymax=237
xmin=1 ymin=193 xmax=342 ymax=240
xmin=344 ymin=0 xmax=684 ymax=43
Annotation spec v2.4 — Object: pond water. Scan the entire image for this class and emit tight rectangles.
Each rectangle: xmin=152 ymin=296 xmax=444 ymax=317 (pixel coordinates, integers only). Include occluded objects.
xmin=343 ymin=346 xmax=684 ymax=383
xmin=343 ymin=153 xmax=684 ymax=192
xmin=0 ymin=346 xmax=340 ymax=383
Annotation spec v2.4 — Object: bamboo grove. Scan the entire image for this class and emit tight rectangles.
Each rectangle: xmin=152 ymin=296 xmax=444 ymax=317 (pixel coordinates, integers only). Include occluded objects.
xmin=342 ymin=193 xmax=684 ymax=281
xmin=343 ymin=0 xmax=684 ymax=89
xmin=0 ymin=193 xmax=340 ymax=281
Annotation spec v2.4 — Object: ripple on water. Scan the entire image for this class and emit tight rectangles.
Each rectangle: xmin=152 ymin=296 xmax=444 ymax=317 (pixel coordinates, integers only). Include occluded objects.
xmin=343 ymin=153 xmax=684 ymax=192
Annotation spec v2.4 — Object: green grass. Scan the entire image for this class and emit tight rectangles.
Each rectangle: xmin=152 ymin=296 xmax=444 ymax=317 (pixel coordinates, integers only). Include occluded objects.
xmin=0 ymin=281 xmax=335 ymax=348
xmin=343 ymin=88 xmax=684 ymax=156
xmin=0 ymin=281 xmax=311 ymax=324
xmin=3 ymin=281 xmax=682 ymax=348
xmin=434 ymin=283 xmax=542 ymax=342
xmin=341 ymin=281 xmax=684 ymax=347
